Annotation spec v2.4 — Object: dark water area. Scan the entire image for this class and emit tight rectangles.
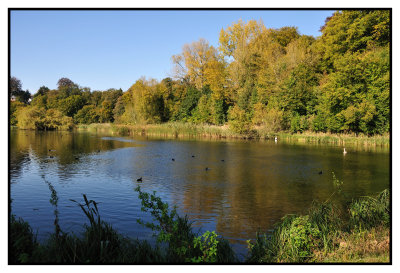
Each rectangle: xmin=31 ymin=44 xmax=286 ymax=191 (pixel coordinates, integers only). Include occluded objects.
xmin=9 ymin=129 xmax=390 ymax=260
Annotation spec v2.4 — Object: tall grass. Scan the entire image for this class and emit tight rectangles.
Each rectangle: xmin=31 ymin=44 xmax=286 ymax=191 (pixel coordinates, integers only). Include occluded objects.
xmin=275 ymin=132 xmax=390 ymax=146
xmin=349 ymin=189 xmax=390 ymax=230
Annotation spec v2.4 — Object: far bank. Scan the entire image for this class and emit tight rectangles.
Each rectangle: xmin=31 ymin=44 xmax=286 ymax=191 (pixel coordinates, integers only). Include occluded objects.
xmin=75 ymin=122 xmax=390 ymax=146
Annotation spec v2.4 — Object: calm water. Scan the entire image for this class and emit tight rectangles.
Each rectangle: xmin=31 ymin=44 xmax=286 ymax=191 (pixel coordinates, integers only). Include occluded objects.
xmin=10 ymin=129 xmax=390 ymax=259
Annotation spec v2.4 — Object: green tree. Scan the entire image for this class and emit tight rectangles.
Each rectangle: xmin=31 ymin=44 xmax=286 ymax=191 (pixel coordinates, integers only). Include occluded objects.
xmin=58 ymin=95 xmax=85 ymax=117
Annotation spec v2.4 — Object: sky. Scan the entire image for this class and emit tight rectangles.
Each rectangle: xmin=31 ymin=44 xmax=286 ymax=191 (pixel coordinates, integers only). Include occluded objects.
xmin=10 ymin=10 xmax=335 ymax=94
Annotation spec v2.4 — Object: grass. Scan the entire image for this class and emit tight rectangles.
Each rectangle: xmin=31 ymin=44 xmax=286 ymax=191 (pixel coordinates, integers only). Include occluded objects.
xmin=314 ymin=226 xmax=390 ymax=263
xmin=76 ymin=123 xmax=390 ymax=146
xmin=10 ymin=187 xmax=390 ymax=264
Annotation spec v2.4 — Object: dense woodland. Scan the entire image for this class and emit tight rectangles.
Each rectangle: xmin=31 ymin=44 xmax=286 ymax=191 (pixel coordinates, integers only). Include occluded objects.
xmin=10 ymin=10 xmax=390 ymax=135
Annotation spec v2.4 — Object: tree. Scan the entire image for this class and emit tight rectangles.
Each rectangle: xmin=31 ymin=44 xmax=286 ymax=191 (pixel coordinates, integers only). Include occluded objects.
xmin=10 ymin=77 xmax=31 ymax=104
xmin=10 ymin=77 xmax=22 ymax=97
xmin=57 ymin=77 xmax=75 ymax=88
xmin=315 ymin=10 xmax=390 ymax=72
xmin=34 ymin=86 xmax=50 ymax=97
xmin=172 ymin=38 xmax=224 ymax=90
xmin=58 ymin=95 xmax=85 ymax=117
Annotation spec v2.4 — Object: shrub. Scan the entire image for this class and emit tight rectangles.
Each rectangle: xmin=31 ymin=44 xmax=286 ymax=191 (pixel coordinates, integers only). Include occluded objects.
xmin=252 ymin=215 xmax=322 ymax=263
xmin=279 ymin=215 xmax=321 ymax=261
xmin=135 ymin=186 xmax=236 ymax=263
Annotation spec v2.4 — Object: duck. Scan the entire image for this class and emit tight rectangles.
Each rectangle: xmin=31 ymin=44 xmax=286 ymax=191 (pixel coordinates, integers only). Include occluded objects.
xmin=137 ymin=177 xmax=143 ymax=182
xmin=172 ymin=158 xmax=175 ymax=161
xmin=318 ymin=170 xmax=323 ymax=175
xmin=343 ymin=148 xmax=347 ymax=155
xmin=191 ymin=155 xmax=195 ymax=158
xmin=205 ymin=167 xmax=209 ymax=171
xmin=221 ymin=159 xmax=225 ymax=162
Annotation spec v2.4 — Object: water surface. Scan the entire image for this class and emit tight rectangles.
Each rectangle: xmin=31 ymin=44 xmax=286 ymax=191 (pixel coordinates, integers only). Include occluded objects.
xmin=10 ymin=129 xmax=390 ymax=260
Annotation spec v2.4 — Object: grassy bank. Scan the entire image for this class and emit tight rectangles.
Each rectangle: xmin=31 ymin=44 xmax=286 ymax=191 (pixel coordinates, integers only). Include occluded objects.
xmin=10 ymin=186 xmax=390 ymax=264
xmin=76 ymin=123 xmax=390 ymax=146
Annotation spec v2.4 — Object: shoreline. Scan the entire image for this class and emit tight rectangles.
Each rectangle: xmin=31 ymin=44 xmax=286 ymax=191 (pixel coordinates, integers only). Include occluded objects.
xmin=75 ymin=123 xmax=390 ymax=146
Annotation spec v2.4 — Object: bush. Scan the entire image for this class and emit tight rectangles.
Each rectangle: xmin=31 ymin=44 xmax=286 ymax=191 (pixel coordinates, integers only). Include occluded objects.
xmin=277 ymin=215 xmax=321 ymax=262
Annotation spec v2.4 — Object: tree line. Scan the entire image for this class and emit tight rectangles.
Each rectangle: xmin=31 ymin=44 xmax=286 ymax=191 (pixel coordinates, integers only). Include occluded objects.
xmin=10 ymin=10 xmax=390 ymax=135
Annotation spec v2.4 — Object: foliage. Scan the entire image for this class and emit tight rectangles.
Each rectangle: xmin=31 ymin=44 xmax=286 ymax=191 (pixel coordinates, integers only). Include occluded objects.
xmin=135 ymin=186 xmax=237 ymax=263
xmin=135 ymin=186 xmax=197 ymax=262
xmin=272 ymin=215 xmax=322 ymax=262
xmin=228 ymin=105 xmax=252 ymax=134
xmin=190 ymin=231 xmax=219 ymax=263
xmin=9 ymin=215 xmax=38 ymax=263
xmin=15 ymin=106 xmax=43 ymax=129
xmin=74 ymin=105 xmax=100 ymax=124
xmin=10 ymin=101 xmax=26 ymax=126
xmin=16 ymin=106 xmax=73 ymax=130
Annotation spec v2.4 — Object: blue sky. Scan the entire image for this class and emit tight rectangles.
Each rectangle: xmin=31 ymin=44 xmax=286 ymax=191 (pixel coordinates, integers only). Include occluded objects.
xmin=10 ymin=10 xmax=335 ymax=93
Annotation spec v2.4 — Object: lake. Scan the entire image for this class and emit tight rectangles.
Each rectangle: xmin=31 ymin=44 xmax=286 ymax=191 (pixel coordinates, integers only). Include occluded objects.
xmin=9 ymin=129 xmax=390 ymax=260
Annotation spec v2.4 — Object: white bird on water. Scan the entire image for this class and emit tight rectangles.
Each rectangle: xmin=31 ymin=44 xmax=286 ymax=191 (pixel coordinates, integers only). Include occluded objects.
xmin=275 ymin=136 xmax=278 ymax=142
xmin=343 ymin=148 xmax=347 ymax=155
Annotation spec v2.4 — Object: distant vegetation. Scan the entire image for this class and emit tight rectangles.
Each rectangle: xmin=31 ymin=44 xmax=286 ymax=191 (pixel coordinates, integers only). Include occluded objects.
xmin=11 ymin=10 xmax=390 ymax=136
xmin=10 ymin=184 xmax=390 ymax=264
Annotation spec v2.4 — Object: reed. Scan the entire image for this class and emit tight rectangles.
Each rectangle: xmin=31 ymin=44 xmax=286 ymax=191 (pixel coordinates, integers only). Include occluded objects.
xmin=275 ymin=131 xmax=390 ymax=146
xmin=76 ymin=123 xmax=390 ymax=146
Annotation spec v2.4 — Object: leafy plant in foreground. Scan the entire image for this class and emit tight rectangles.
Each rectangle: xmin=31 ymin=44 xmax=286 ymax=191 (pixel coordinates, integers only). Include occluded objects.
xmin=135 ymin=186 xmax=237 ymax=263
xmin=190 ymin=231 xmax=219 ymax=263
xmin=135 ymin=186 xmax=197 ymax=262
